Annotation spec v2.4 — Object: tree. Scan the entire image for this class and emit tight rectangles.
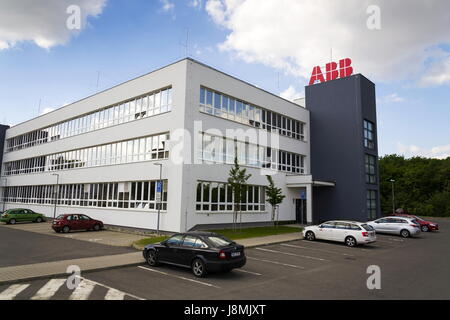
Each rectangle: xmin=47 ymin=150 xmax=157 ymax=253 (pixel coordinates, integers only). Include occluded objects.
xmin=379 ymin=155 xmax=450 ymax=217
xmin=227 ymin=155 xmax=252 ymax=231
xmin=265 ymin=175 xmax=286 ymax=225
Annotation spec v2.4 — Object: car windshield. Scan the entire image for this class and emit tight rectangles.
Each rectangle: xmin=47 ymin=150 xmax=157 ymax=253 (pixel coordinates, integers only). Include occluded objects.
xmin=361 ymin=224 xmax=374 ymax=231
xmin=55 ymin=215 xmax=65 ymax=219
xmin=205 ymin=235 xmax=235 ymax=247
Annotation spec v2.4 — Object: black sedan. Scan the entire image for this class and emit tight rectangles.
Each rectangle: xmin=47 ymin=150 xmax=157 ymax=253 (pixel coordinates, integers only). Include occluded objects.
xmin=142 ymin=231 xmax=246 ymax=277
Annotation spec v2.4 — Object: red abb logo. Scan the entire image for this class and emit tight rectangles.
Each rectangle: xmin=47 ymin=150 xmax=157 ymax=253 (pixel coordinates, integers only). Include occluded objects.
xmin=309 ymin=58 xmax=353 ymax=85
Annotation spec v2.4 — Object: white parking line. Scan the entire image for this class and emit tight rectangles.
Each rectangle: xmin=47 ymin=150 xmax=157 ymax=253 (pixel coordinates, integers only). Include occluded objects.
xmin=247 ymin=257 xmax=305 ymax=269
xmin=31 ymin=279 xmax=66 ymax=300
xmin=301 ymin=240 xmax=369 ymax=251
xmin=104 ymin=288 xmax=126 ymax=300
xmin=69 ymin=280 xmax=95 ymax=300
xmin=0 ymin=284 xmax=30 ymax=300
xmin=138 ymin=266 xmax=220 ymax=289
xmin=255 ymin=247 xmax=329 ymax=261
xmin=235 ymin=269 xmax=262 ymax=276
xmin=280 ymin=243 xmax=354 ymax=256
xmin=77 ymin=276 xmax=145 ymax=300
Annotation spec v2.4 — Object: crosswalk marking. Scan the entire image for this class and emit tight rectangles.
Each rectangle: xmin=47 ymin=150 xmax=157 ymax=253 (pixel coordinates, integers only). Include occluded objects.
xmin=0 ymin=284 xmax=30 ymax=300
xmin=69 ymin=280 xmax=95 ymax=300
xmin=0 ymin=277 xmax=142 ymax=300
xmin=31 ymin=279 xmax=66 ymax=300
xmin=104 ymin=288 xmax=126 ymax=300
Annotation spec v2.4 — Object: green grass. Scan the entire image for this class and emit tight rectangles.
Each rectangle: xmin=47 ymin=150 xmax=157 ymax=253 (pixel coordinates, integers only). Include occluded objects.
xmin=132 ymin=225 xmax=302 ymax=249
xmin=133 ymin=236 xmax=169 ymax=247
xmin=208 ymin=225 xmax=302 ymax=240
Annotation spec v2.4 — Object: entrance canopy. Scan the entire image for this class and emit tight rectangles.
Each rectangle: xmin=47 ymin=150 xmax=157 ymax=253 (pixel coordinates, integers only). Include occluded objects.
xmin=285 ymin=174 xmax=335 ymax=224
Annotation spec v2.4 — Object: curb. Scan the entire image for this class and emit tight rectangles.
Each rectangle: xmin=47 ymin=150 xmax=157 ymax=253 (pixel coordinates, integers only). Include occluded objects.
xmin=0 ymin=260 xmax=145 ymax=286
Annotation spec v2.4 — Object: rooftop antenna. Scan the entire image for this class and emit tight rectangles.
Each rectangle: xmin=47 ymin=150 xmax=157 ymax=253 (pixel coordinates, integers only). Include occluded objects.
xmin=37 ymin=98 xmax=41 ymax=116
xmin=96 ymin=71 xmax=101 ymax=89
xmin=180 ymin=28 xmax=190 ymax=58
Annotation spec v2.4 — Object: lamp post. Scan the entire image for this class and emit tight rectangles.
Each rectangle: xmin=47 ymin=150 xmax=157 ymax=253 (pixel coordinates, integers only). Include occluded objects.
xmin=52 ymin=174 xmax=60 ymax=219
xmin=2 ymin=178 xmax=7 ymax=213
xmin=390 ymin=179 xmax=395 ymax=214
xmin=153 ymin=163 xmax=163 ymax=235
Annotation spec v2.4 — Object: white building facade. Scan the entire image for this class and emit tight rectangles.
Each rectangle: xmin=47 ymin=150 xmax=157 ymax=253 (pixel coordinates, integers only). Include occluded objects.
xmin=1 ymin=59 xmax=315 ymax=232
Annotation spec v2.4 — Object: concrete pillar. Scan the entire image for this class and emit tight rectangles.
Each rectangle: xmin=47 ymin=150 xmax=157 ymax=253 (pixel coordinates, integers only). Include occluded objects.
xmin=306 ymin=184 xmax=313 ymax=224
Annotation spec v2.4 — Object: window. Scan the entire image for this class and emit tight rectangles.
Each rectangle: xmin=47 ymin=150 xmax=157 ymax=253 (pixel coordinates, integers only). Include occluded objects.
xmin=198 ymin=87 xmax=305 ymax=141
xmin=367 ymin=190 xmax=377 ymax=220
xmin=6 ymin=86 xmax=173 ymax=153
xmin=364 ymin=120 xmax=375 ymax=149
xmin=365 ymin=154 xmax=377 ymax=184
xmin=2 ymin=180 xmax=168 ymax=212
xmin=3 ymin=133 xmax=170 ymax=176
xmin=166 ymin=235 xmax=184 ymax=246
xmin=195 ymin=181 xmax=265 ymax=213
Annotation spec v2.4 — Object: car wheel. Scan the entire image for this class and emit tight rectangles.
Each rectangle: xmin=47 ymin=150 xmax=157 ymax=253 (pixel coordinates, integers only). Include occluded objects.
xmin=146 ymin=250 xmax=159 ymax=267
xmin=9 ymin=218 xmax=16 ymax=225
xmin=345 ymin=236 xmax=357 ymax=247
xmin=421 ymin=225 xmax=429 ymax=232
xmin=62 ymin=226 xmax=70 ymax=233
xmin=192 ymin=258 xmax=206 ymax=278
xmin=305 ymin=231 xmax=315 ymax=241
xmin=36 ymin=217 xmax=43 ymax=223
xmin=93 ymin=224 xmax=100 ymax=231
xmin=400 ymin=229 xmax=410 ymax=238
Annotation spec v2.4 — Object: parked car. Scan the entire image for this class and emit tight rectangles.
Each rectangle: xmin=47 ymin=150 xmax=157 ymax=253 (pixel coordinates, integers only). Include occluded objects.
xmin=52 ymin=214 xmax=103 ymax=233
xmin=367 ymin=216 xmax=421 ymax=238
xmin=143 ymin=232 xmax=246 ymax=277
xmin=303 ymin=220 xmax=377 ymax=247
xmin=393 ymin=213 xmax=439 ymax=232
xmin=0 ymin=208 xmax=46 ymax=224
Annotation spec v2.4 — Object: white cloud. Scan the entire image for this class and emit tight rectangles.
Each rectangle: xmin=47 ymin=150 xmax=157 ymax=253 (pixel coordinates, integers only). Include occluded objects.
xmin=205 ymin=0 xmax=450 ymax=85
xmin=419 ymin=56 xmax=450 ymax=87
xmin=160 ymin=0 xmax=175 ymax=12
xmin=397 ymin=143 xmax=450 ymax=159
xmin=0 ymin=0 xmax=107 ymax=50
xmin=381 ymin=93 xmax=405 ymax=103
xmin=188 ymin=0 xmax=203 ymax=9
xmin=280 ymin=85 xmax=304 ymax=102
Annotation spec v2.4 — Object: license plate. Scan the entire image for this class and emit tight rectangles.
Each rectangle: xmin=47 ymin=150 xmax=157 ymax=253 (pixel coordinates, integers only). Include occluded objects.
xmin=231 ymin=252 xmax=241 ymax=257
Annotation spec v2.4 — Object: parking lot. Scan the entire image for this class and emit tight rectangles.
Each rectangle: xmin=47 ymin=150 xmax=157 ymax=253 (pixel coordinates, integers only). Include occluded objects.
xmin=2 ymin=217 xmax=449 ymax=300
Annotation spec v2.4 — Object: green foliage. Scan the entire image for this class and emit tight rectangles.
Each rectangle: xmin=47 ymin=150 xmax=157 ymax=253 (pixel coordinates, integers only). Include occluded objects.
xmin=265 ymin=175 xmax=286 ymax=221
xmin=379 ymin=155 xmax=450 ymax=217
xmin=227 ymin=155 xmax=252 ymax=230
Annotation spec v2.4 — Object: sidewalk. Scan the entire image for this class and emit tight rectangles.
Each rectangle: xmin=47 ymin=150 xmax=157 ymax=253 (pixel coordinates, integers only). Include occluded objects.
xmin=0 ymin=232 xmax=302 ymax=285
xmin=238 ymin=232 xmax=303 ymax=248
xmin=0 ymin=252 xmax=143 ymax=285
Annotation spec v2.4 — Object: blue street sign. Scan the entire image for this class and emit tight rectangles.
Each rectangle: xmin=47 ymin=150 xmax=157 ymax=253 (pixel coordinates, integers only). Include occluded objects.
xmin=156 ymin=181 xmax=162 ymax=193
xmin=300 ymin=190 xmax=306 ymax=200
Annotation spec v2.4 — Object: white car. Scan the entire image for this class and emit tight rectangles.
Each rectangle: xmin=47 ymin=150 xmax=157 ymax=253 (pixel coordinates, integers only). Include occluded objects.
xmin=303 ymin=220 xmax=377 ymax=247
xmin=367 ymin=216 xmax=421 ymax=238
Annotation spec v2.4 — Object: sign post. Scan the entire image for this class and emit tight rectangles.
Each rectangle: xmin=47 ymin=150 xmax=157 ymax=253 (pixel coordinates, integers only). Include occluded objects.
xmin=154 ymin=163 xmax=163 ymax=235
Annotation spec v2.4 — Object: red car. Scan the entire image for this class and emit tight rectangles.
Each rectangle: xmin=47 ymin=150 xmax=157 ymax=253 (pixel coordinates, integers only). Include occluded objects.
xmin=393 ymin=213 xmax=439 ymax=232
xmin=52 ymin=214 xmax=104 ymax=233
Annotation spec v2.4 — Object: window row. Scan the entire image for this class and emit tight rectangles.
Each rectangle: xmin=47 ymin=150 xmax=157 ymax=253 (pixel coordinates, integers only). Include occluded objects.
xmin=367 ymin=190 xmax=377 ymax=220
xmin=6 ymin=87 xmax=173 ymax=153
xmin=196 ymin=181 xmax=266 ymax=212
xmin=2 ymin=180 xmax=168 ymax=211
xmin=198 ymin=132 xmax=305 ymax=174
xmin=3 ymin=133 xmax=170 ymax=176
xmin=365 ymin=154 xmax=377 ymax=184
xmin=199 ymin=87 xmax=305 ymax=141
xmin=364 ymin=119 xmax=375 ymax=149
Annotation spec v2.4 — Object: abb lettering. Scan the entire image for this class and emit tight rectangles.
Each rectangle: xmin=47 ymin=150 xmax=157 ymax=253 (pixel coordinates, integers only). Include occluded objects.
xmin=309 ymin=58 xmax=353 ymax=85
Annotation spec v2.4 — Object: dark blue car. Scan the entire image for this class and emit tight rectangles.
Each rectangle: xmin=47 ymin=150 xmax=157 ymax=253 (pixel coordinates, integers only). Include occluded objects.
xmin=143 ymin=231 xmax=246 ymax=277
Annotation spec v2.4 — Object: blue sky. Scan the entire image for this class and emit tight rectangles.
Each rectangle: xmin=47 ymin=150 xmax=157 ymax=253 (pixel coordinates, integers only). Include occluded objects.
xmin=0 ymin=0 xmax=449 ymax=158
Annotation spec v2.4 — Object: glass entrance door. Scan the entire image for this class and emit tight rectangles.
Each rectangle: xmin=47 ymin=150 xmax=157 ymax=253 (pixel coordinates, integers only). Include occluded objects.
xmin=295 ymin=199 xmax=307 ymax=224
